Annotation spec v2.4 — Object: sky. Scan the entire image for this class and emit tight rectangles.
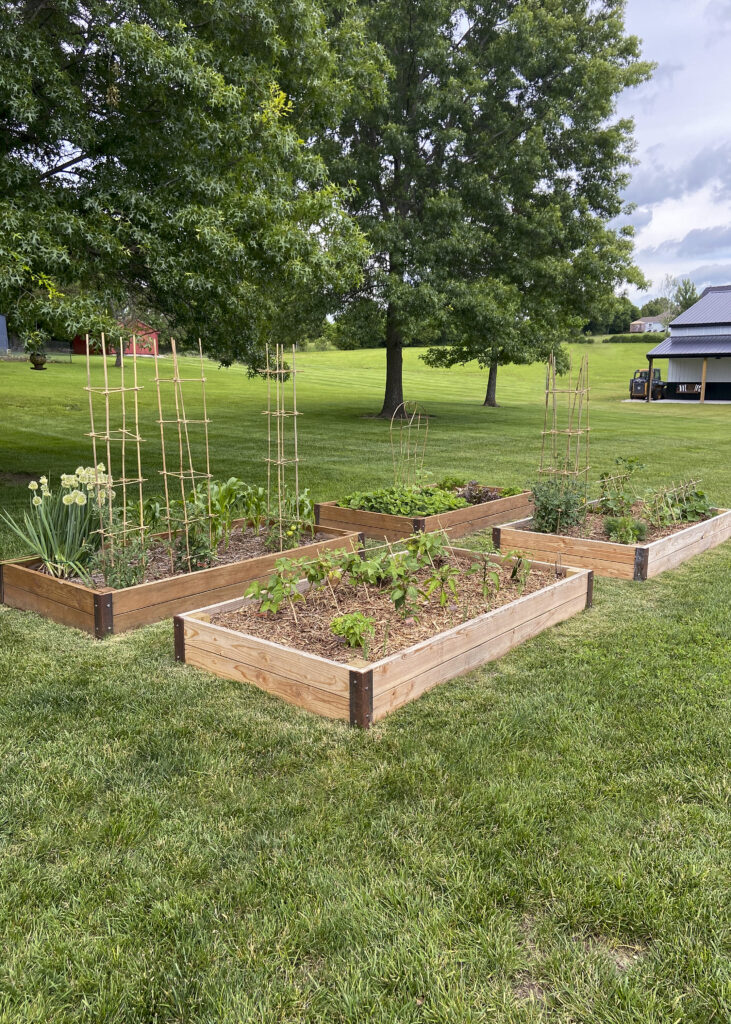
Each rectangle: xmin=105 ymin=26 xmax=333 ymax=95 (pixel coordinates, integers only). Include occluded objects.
xmin=615 ymin=0 xmax=731 ymax=302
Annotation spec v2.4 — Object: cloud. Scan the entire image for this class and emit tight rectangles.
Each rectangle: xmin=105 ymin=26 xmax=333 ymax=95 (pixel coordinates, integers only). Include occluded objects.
xmin=641 ymin=224 xmax=731 ymax=258
xmin=625 ymin=142 xmax=731 ymax=206
xmin=704 ymin=0 xmax=731 ymax=36
xmin=686 ymin=262 xmax=731 ymax=286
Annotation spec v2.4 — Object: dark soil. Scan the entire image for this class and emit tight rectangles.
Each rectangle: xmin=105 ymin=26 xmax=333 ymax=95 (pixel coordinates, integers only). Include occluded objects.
xmin=530 ymin=504 xmax=715 ymax=544
xmin=211 ymin=553 xmax=560 ymax=664
xmin=38 ymin=526 xmax=333 ymax=590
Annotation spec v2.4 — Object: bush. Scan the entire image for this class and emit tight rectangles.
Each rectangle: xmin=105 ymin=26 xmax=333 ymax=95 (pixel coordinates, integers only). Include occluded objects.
xmin=340 ymin=485 xmax=468 ymax=516
xmin=530 ymin=478 xmax=585 ymax=534
xmin=603 ymin=332 xmax=668 ymax=344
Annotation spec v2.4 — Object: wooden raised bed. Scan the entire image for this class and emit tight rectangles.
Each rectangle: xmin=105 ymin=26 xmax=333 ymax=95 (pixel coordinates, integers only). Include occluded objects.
xmin=174 ymin=552 xmax=592 ymax=727
xmin=493 ymin=508 xmax=731 ymax=580
xmin=315 ymin=490 xmax=534 ymax=542
xmin=0 ymin=526 xmax=361 ymax=636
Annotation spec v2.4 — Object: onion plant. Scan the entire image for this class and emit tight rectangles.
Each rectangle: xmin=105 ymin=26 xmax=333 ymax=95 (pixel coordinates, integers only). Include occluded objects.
xmin=0 ymin=466 xmax=107 ymax=580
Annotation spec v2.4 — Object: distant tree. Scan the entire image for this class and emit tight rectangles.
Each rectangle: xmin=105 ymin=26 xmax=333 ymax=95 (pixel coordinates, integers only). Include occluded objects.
xmin=327 ymin=299 xmax=386 ymax=350
xmin=640 ymin=298 xmax=666 ymax=317
xmin=322 ymin=0 xmax=651 ymax=414
xmin=0 ymin=1 xmax=374 ymax=354
xmin=584 ymin=295 xmax=640 ymax=335
xmin=673 ymin=278 xmax=700 ymax=314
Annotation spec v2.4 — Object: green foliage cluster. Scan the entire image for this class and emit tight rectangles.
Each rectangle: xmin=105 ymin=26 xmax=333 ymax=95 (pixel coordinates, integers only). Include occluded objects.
xmin=340 ymin=485 xmax=468 ymax=516
xmin=0 ymin=0 xmax=377 ymax=352
xmin=603 ymin=516 xmax=648 ymax=544
xmin=530 ymin=478 xmax=586 ymax=535
xmin=246 ymin=531 xmax=532 ymax=641
xmin=0 ymin=466 xmax=106 ymax=579
xmin=330 ymin=612 xmax=376 ymax=653
xmin=639 ymin=484 xmax=713 ymax=529
xmin=597 ymin=457 xmax=644 ymax=516
xmin=603 ymin=333 xmax=668 ymax=344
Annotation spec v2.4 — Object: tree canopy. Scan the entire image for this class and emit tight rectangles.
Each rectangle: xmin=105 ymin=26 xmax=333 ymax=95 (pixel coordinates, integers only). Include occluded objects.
xmin=320 ymin=0 xmax=651 ymax=413
xmin=0 ymin=0 xmax=377 ymax=354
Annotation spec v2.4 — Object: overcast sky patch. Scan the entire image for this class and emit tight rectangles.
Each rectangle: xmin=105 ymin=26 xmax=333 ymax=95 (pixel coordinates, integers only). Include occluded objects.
xmin=615 ymin=0 xmax=731 ymax=299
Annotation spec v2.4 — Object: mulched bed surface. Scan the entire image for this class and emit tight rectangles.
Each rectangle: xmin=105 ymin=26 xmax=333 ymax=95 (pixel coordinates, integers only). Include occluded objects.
xmin=211 ymin=553 xmax=560 ymax=664
xmin=40 ymin=526 xmax=333 ymax=589
xmin=526 ymin=505 xmax=716 ymax=544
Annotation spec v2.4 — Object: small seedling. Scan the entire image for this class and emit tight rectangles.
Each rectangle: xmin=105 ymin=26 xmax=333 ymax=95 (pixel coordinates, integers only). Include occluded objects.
xmin=330 ymin=612 xmax=376 ymax=656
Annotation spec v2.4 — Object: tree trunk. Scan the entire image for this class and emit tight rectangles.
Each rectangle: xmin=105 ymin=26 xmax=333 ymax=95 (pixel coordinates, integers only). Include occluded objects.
xmin=379 ymin=302 xmax=405 ymax=417
xmin=115 ymin=349 xmax=122 ymax=367
xmin=483 ymin=359 xmax=498 ymax=406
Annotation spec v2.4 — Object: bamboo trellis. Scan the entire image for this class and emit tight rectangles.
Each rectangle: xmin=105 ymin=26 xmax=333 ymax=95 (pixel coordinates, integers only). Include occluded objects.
xmin=390 ymin=401 xmax=429 ymax=487
xmin=84 ymin=333 xmax=146 ymax=562
xmin=262 ymin=343 xmax=301 ymax=552
xmin=539 ymin=352 xmax=590 ymax=493
xmin=153 ymin=338 xmax=213 ymax=572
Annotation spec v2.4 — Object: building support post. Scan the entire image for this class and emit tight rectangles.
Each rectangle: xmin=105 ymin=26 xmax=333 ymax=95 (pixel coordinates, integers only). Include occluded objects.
xmin=700 ymin=356 xmax=708 ymax=403
xmin=646 ymin=358 xmax=654 ymax=402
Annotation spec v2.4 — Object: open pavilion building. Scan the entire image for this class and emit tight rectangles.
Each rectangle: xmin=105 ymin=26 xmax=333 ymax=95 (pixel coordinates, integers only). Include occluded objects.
xmin=647 ymin=286 xmax=731 ymax=402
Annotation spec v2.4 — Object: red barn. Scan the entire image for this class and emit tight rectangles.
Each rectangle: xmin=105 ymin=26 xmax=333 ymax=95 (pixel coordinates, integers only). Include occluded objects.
xmin=73 ymin=322 xmax=159 ymax=357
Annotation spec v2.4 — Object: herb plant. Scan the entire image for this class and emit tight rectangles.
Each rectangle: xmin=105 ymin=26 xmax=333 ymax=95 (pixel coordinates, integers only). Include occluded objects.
xmin=604 ymin=516 xmax=648 ymax=544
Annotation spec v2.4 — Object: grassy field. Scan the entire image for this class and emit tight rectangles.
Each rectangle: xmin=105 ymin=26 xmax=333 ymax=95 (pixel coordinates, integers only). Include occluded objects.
xmin=0 ymin=345 xmax=729 ymax=1023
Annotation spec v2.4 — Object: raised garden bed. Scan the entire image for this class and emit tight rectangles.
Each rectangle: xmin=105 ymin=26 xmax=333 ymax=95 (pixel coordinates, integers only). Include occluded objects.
xmin=493 ymin=508 xmax=731 ymax=580
xmin=174 ymin=551 xmax=592 ymax=727
xmin=0 ymin=524 xmax=361 ymax=636
xmin=315 ymin=488 xmax=533 ymax=541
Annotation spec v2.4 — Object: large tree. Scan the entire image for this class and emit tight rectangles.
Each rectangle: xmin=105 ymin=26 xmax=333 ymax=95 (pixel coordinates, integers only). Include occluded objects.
xmin=321 ymin=0 xmax=650 ymax=415
xmin=0 ymin=1 xmax=375 ymax=354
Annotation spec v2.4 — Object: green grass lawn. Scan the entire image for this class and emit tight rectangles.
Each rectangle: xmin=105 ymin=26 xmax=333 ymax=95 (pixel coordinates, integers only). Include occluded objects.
xmin=0 ymin=345 xmax=729 ymax=1022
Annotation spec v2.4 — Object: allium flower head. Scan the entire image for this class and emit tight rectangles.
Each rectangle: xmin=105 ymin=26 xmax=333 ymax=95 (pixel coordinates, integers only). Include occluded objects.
xmin=40 ymin=475 xmax=48 ymax=485
xmin=62 ymin=493 xmax=74 ymax=506
xmin=75 ymin=491 xmax=87 ymax=506
xmin=28 ymin=481 xmax=38 ymax=490
xmin=32 ymin=495 xmax=42 ymax=507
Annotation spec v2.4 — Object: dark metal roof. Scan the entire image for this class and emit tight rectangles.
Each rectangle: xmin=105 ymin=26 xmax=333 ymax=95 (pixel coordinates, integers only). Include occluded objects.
xmin=670 ymin=285 xmax=731 ymax=327
xmin=647 ymin=334 xmax=731 ymax=358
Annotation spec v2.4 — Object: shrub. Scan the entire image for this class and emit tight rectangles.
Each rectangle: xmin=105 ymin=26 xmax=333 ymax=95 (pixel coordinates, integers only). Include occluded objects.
xmin=530 ymin=478 xmax=585 ymax=534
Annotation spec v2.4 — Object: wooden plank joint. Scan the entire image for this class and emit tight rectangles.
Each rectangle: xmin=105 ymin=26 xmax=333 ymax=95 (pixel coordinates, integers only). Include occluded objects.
xmin=349 ymin=668 xmax=374 ymax=728
xmin=412 ymin=517 xmax=426 ymax=534
xmin=492 ymin=526 xmax=501 ymax=550
xmin=173 ymin=615 xmax=186 ymax=662
xmin=93 ymin=591 xmax=114 ymax=637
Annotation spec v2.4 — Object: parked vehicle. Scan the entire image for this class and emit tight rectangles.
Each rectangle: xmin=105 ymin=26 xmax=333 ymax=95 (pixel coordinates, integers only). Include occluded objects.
xmin=629 ymin=368 xmax=665 ymax=400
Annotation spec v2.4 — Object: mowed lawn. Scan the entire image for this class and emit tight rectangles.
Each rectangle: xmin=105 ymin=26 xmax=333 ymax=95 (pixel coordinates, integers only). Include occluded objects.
xmin=0 ymin=344 xmax=729 ymax=1023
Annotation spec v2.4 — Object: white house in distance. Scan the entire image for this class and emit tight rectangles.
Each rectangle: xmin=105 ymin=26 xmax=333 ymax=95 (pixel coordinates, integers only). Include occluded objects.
xmin=630 ymin=315 xmax=667 ymax=333
xmin=646 ymin=285 xmax=731 ymax=402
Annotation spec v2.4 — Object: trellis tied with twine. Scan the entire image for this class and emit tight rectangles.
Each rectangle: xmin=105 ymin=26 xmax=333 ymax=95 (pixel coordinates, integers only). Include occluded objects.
xmin=84 ymin=333 xmax=146 ymax=563
xmin=262 ymin=343 xmax=301 ymax=553
xmin=153 ymin=338 xmax=213 ymax=573
xmin=539 ymin=352 xmax=590 ymax=493
xmin=390 ymin=401 xmax=429 ymax=487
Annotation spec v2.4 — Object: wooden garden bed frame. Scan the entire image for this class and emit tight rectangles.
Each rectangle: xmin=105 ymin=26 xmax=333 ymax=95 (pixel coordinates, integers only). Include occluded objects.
xmin=314 ymin=490 xmax=534 ymax=542
xmin=0 ymin=525 xmax=361 ymax=636
xmin=493 ymin=508 xmax=731 ymax=580
xmin=174 ymin=552 xmax=593 ymax=727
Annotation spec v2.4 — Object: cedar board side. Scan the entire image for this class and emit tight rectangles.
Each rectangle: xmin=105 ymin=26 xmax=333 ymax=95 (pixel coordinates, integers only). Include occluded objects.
xmin=177 ymin=554 xmax=590 ymax=725
xmin=497 ymin=508 xmax=731 ymax=580
xmin=1 ymin=528 xmax=359 ymax=635
xmin=314 ymin=491 xmax=534 ymax=542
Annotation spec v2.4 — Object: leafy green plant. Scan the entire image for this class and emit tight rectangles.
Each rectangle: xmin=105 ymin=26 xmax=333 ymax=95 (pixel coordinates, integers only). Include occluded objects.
xmin=341 ymin=485 xmax=468 ymax=516
xmin=531 ymin=478 xmax=586 ymax=534
xmin=172 ymin=528 xmax=216 ymax=573
xmin=470 ymin=552 xmax=502 ymax=600
xmin=245 ymin=559 xmax=304 ymax=616
xmin=403 ymin=530 xmax=448 ymax=565
xmin=436 ymin=475 xmax=466 ymax=491
xmin=501 ymin=549 xmax=533 ymax=593
xmin=421 ymin=561 xmax=461 ymax=607
xmin=0 ymin=466 xmax=105 ymax=580
xmin=90 ymin=533 xmax=150 ymax=588
xmin=604 ymin=516 xmax=648 ymax=544
xmin=330 ymin=612 xmax=376 ymax=655
xmin=387 ymin=557 xmax=421 ymax=617
xmin=597 ymin=456 xmax=644 ymax=516
xmin=639 ymin=482 xmax=713 ymax=528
